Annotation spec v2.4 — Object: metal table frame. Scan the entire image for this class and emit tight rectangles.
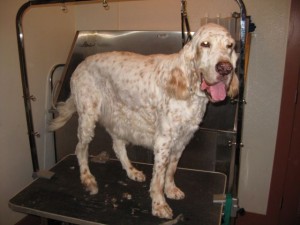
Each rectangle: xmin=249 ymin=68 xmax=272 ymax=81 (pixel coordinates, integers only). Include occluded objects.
xmin=10 ymin=154 xmax=227 ymax=225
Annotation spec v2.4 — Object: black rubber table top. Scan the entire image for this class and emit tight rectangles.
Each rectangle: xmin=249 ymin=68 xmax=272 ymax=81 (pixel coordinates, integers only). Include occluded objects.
xmin=9 ymin=155 xmax=226 ymax=225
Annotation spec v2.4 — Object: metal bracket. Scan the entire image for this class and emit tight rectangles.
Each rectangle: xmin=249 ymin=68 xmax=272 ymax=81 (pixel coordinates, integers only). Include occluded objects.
xmin=102 ymin=0 xmax=109 ymax=10
xmin=228 ymin=140 xmax=244 ymax=148
xmin=32 ymin=170 xmax=55 ymax=180
xmin=213 ymin=194 xmax=245 ymax=225
xmin=23 ymin=95 xmax=37 ymax=101
xmin=32 ymin=131 xmax=40 ymax=138
xmin=231 ymin=98 xmax=247 ymax=104
xmin=60 ymin=3 xmax=68 ymax=13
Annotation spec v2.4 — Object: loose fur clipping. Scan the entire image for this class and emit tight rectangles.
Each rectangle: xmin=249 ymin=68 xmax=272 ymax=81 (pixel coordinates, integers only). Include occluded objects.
xmin=49 ymin=23 xmax=239 ymax=219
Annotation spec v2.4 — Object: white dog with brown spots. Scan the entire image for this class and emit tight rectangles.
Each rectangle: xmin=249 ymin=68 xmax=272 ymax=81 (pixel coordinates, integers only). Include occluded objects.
xmin=49 ymin=23 xmax=239 ymax=219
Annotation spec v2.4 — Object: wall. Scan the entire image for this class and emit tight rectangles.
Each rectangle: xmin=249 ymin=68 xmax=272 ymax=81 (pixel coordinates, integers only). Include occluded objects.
xmin=75 ymin=0 xmax=238 ymax=31
xmin=0 ymin=1 xmax=75 ymax=224
xmin=74 ymin=0 xmax=291 ymax=215
xmin=239 ymin=0 xmax=291 ymax=214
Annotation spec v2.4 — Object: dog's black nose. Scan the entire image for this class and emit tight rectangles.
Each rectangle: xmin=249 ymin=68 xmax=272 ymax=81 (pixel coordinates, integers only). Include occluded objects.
xmin=216 ymin=61 xmax=233 ymax=76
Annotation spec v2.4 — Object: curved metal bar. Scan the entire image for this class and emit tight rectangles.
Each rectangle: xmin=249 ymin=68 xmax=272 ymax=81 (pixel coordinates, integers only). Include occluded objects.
xmin=16 ymin=2 xmax=39 ymax=173
xmin=16 ymin=0 xmax=98 ymax=173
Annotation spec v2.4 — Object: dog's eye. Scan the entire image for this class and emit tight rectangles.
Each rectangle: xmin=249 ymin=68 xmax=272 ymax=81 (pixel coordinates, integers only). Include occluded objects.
xmin=227 ymin=43 xmax=234 ymax=49
xmin=201 ymin=41 xmax=210 ymax=48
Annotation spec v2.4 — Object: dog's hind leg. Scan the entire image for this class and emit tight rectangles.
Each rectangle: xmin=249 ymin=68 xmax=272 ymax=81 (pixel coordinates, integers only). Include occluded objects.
xmin=112 ymin=137 xmax=146 ymax=182
xmin=75 ymin=111 xmax=99 ymax=195
xmin=71 ymin=69 xmax=102 ymax=195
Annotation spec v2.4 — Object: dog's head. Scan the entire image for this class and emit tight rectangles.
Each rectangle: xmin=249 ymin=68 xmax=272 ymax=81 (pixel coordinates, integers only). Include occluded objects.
xmin=182 ymin=23 xmax=239 ymax=102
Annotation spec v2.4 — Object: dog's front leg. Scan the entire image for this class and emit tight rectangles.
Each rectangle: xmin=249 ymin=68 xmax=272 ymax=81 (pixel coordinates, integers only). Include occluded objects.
xmin=150 ymin=136 xmax=173 ymax=219
xmin=164 ymin=151 xmax=185 ymax=200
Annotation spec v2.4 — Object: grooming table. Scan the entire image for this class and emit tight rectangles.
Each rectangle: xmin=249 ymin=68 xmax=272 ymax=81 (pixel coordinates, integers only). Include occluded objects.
xmin=9 ymin=155 xmax=226 ymax=225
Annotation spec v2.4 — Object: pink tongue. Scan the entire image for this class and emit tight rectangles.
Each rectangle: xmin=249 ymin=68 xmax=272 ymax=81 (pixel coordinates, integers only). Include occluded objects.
xmin=201 ymin=81 xmax=226 ymax=102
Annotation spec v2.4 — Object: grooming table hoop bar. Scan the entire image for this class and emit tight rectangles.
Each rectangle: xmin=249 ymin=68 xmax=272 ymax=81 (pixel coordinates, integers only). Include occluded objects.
xmin=16 ymin=0 xmax=247 ymax=195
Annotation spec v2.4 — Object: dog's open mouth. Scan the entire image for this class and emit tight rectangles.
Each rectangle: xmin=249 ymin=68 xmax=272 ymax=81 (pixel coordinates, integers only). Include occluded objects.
xmin=201 ymin=79 xmax=226 ymax=102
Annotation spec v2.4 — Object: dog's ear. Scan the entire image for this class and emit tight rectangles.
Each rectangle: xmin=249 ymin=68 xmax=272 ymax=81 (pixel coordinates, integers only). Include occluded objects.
xmin=227 ymin=73 xmax=239 ymax=98
xmin=181 ymin=35 xmax=202 ymax=63
xmin=166 ymin=68 xmax=190 ymax=100
xmin=182 ymin=41 xmax=197 ymax=61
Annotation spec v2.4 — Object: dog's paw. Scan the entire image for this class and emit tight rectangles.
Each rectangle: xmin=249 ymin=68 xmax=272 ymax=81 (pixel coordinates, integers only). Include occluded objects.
xmin=152 ymin=201 xmax=173 ymax=219
xmin=81 ymin=174 xmax=98 ymax=195
xmin=127 ymin=168 xmax=146 ymax=182
xmin=165 ymin=186 xmax=185 ymax=200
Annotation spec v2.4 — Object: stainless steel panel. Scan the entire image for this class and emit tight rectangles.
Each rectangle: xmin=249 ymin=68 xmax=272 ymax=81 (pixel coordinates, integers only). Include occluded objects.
xmin=55 ymin=30 xmax=183 ymax=104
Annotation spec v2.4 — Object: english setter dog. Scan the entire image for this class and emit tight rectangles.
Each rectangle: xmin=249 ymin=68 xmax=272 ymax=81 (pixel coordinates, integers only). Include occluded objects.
xmin=50 ymin=23 xmax=239 ymax=219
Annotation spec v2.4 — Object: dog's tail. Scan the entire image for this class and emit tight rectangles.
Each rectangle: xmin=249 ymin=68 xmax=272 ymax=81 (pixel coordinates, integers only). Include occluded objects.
xmin=49 ymin=96 xmax=76 ymax=131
